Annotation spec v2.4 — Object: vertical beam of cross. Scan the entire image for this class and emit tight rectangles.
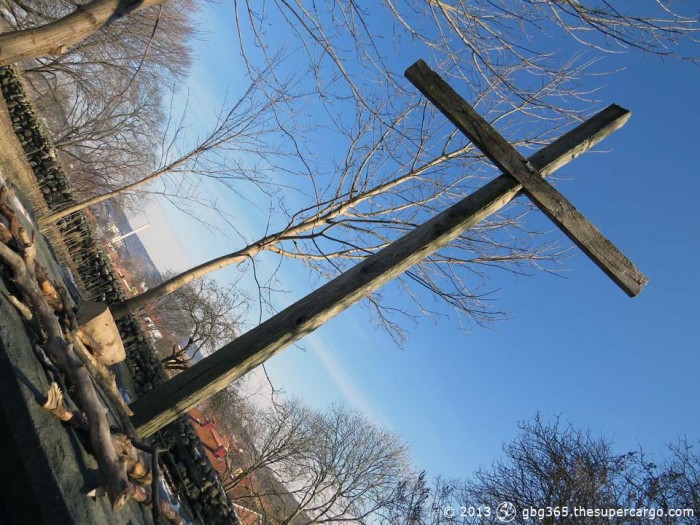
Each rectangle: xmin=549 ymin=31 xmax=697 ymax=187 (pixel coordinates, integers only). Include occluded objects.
xmin=129 ymin=103 xmax=632 ymax=438
xmin=405 ymin=60 xmax=648 ymax=297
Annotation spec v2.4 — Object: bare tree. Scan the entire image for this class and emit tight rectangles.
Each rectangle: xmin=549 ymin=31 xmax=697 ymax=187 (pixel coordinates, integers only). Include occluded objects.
xmin=1 ymin=0 xmax=198 ymax=212
xmin=425 ymin=416 xmax=700 ymax=525
xmin=368 ymin=470 xmax=430 ymax=525
xmin=38 ymin=66 xmax=293 ymax=225
xmin=209 ymin=398 xmax=700 ymax=524
xmin=32 ymin=75 xmax=164 ymax=206
xmin=661 ymin=441 xmax=700 ymax=522
xmin=107 ymin=93 xmax=568 ymax=329
xmin=219 ymin=399 xmax=412 ymax=524
xmin=235 ymin=1 xmax=699 ymax=118
xmin=106 ymin=2 xmax=698 ymax=331
xmin=628 ymin=440 xmax=700 ymax=525
xmin=3 ymin=0 xmax=194 ymax=89
xmin=0 ymin=0 xmax=168 ymax=65
xmin=457 ymin=415 xmax=638 ymax=524
xmin=5 ymin=2 xmax=699 ymax=347
xmin=142 ymin=275 xmax=248 ymax=370
xmin=219 ymin=397 xmax=313 ymax=495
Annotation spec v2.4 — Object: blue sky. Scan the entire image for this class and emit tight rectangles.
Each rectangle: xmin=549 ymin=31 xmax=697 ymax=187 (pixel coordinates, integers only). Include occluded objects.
xmin=128 ymin=2 xmax=700 ymax=480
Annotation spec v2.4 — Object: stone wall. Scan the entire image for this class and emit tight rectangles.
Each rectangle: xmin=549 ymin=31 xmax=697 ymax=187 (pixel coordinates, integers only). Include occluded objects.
xmin=0 ymin=66 xmax=240 ymax=525
xmin=0 ymin=66 xmax=167 ymax=395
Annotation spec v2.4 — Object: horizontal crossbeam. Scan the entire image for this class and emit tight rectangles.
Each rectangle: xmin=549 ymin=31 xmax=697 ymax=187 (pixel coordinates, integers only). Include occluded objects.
xmin=405 ymin=60 xmax=648 ymax=297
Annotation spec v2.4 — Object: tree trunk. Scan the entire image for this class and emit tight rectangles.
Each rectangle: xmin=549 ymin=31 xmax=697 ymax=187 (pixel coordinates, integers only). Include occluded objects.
xmin=0 ymin=0 xmax=165 ymax=65
xmin=39 ymin=164 xmax=173 ymax=226
xmin=109 ymin=239 xmax=271 ymax=319
xmin=110 ymin=104 xmax=631 ymax=322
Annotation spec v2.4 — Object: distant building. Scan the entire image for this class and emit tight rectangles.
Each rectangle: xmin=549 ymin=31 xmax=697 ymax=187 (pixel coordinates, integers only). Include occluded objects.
xmin=187 ymin=408 xmax=262 ymax=524
xmin=188 ymin=408 xmax=231 ymax=470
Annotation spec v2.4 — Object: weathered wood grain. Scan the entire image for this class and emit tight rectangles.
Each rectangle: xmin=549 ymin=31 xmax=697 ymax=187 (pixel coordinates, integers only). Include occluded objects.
xmin=405 ymin=59 xmax=648 ymax=297
xmin=129 ymin=102 xmax=632 ymax=437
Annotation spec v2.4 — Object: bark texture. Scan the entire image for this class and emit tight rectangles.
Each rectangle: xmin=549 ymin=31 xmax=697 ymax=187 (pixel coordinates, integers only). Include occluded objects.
xmin=0 ymin=0 xmax=165 ymax=65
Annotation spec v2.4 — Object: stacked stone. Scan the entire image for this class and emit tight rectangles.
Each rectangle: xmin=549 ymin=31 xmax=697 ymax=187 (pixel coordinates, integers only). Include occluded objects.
xmin=69 ymin=226 xmax=128 ymax=303
xmin=0 ymin=67 xmax=73 ymax=208
xmin=0 ymin=66 xmax=164 ymax=389
xmin=161 ymin=420 xmax=241 ymax=525
xmin=115 ymin=316 xmax=168 ymax=396
xmin=1 ymin=65 xmax=240 ymax=524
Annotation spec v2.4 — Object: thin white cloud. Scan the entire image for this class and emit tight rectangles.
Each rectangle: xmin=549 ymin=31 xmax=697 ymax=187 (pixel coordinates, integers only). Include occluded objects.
xmin=306 ymin=333 xmax=391 ymax=427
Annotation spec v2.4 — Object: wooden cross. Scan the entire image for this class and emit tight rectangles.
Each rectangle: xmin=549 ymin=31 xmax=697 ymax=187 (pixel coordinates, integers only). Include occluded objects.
xmin=405 ymin=60 xmax=647 ymax=297
xmin=129 ymin=61 xmax=647 ymax=437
